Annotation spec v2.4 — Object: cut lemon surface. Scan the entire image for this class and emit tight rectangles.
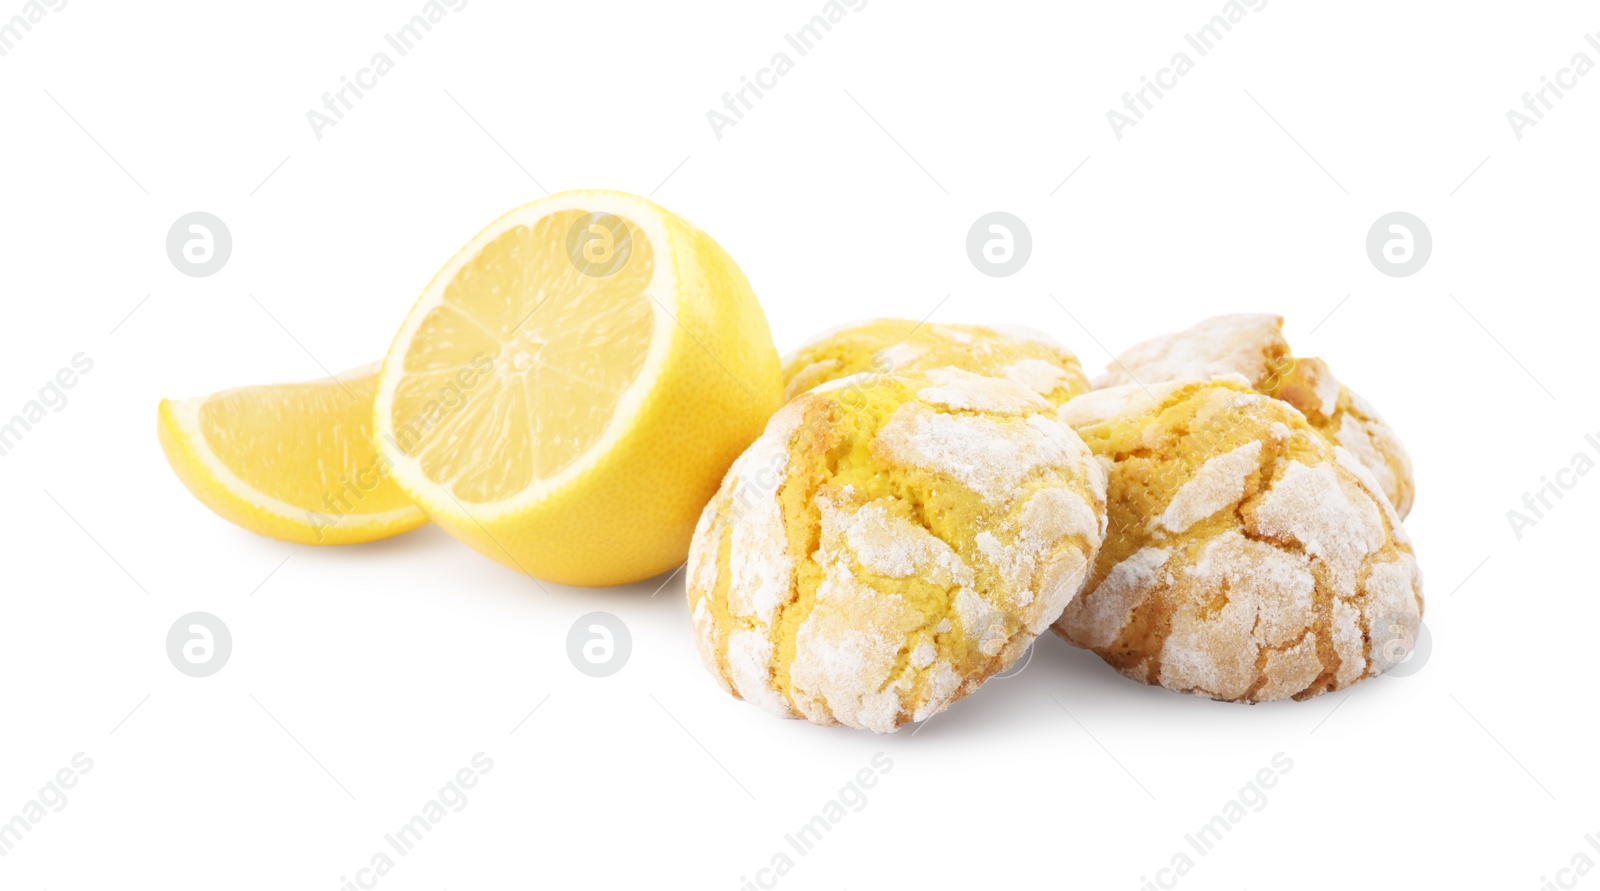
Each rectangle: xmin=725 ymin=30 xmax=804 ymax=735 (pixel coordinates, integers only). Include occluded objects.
xmin=159 ymin=364 xmax=426 ymax=545
xmin=373 ymin=190 xmax=784 ymax=586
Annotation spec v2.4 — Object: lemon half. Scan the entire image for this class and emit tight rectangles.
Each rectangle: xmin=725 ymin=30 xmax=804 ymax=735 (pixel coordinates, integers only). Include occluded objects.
xmin=373 ymin=190 xmax=783 ymax=586
xmin=158 ymin=364 xmax=426 ymax=545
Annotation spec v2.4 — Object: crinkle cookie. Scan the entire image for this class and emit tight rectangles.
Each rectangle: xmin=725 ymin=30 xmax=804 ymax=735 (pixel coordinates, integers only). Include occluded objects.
xmin=782 ymin=318 xmax=1090 ymax=405
xmin=687 ymin=367 xmax=1107 ymax=732
xmin=1094 ymin=313 xmax=1414 ymax=517
xmin=1053 ymin=377 xmax=1424 ymax=703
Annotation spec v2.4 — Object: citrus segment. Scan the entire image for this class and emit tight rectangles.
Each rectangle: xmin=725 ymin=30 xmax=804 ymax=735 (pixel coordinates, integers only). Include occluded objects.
xmin=158 ymin=365 xmax=426 ymax=545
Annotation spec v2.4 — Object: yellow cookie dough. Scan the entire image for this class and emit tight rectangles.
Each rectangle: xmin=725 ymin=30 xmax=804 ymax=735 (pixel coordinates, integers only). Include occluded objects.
xmin=782 ymin=318 xmax=1090 ymax=405
xmin=1053 ymin=377 xmax=1424 ymax=703
xmin=1095 ymin=313 xmax=1414 ymax=517
xmin=687 ymin=367 xmax=1107 ymax=732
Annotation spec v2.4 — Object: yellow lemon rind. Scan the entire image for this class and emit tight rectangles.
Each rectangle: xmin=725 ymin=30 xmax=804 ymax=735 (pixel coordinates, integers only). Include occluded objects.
xmin=157 ymin=394 xmax=426 ymax=546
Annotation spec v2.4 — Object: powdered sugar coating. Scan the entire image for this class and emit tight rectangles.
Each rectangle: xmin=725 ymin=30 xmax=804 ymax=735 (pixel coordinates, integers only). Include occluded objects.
xmin=876 ymin=408 xmax=1087 ymax=507
xmin=979 ymin=487 xmax=1103 ymax=608
xmin=1308 ymin=362 xmax=1342 ymax=415
xmin=1158 ymin=531 xmax=1317 ymax=700
xmin=687 ymin=370 xmax=1108 ymax=732
xmin=1058 ymin=379 xmax=1186 ymax=428
xmin=781 ymin=318 xmax=1090 ymax=404
xmin=830 ymin=499 xmax=974 ymax=586
xmin=987 ymin=324 xmax=1067 ymax=349
xmin=915 ymin=366 xmax=1050 ymax=414
xmin=1093 ymin=313 xmax=1415 ymax=517
xmin=1058 ymin=547 xmax=1170 ymax=649
xmin=877 ymin=342 xmax=926 ymax=371
xmin=1001 ymin=358 xmax=1073 ymax=396
xmin=1246 ymin=460 xmax=1384 ymax=596
xmin=727 ymin=628 xmax=787 ymax=717
xmin=1094 ymin=313 xmax=1287 ymax=389
xmin=789 ymin=561 xmax=922 ymax=731
xmin=1054 ymin=378 xmax=1424 ymax=703
xmin=723 ymin=407 xmax=805 ymax=624
xmin=1160 ymin=441 xmax=1262 ymax=533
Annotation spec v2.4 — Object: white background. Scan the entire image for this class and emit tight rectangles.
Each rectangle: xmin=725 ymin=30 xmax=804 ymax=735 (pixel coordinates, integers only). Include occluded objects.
xmin=2 ymin=1 xmax=1597 ymax=888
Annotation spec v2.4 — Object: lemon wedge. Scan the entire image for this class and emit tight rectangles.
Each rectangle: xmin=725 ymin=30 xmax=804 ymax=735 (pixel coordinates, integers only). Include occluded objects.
xmin=159 ymin=364 xmax=426 ymax=545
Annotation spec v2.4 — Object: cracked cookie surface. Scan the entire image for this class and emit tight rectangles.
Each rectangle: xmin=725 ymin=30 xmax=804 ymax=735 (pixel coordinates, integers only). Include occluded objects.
xmin=688 ymin=367 xmax=1107 ymax=732
xmin=1053 ymin=377 xmax=1423 ymax=703
xmin=782 ymin=318 xmax=1090 ymax=405
xmin=1094 ymin=313 xmax=1415 ymax=517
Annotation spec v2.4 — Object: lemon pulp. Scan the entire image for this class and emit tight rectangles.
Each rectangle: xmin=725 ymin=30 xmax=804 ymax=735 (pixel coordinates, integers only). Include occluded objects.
xmin=388 ymin=211 xmax=656 ymax=504
xmin=159 ymin=366 xmax=425 ymax=544
xmin=373 ymin=190 xmax=786 ymax=585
